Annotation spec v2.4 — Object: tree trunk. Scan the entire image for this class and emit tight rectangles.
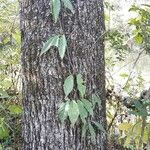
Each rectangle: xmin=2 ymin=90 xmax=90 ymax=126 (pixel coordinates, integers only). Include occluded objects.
xmin=20 ymin=0 xmax=107 ymax=149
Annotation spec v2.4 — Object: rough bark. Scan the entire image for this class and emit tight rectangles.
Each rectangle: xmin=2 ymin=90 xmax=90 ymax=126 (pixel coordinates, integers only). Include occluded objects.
xmin=20 ymin=0 xmax=107 ymax=149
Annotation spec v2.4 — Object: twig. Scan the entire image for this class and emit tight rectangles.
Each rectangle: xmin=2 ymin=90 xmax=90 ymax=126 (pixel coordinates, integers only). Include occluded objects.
xmin=147 ymin=125 xmax=150 ymax=149
xmin=123 ymin=49 xmax=145 ymax=88
xmin=107 ymin=101 xmax=120 ymax=131
xmin=112 ymin=55 xmax=145 ymax=76
xmin=138 ymin=117 xmax=146 ymax=150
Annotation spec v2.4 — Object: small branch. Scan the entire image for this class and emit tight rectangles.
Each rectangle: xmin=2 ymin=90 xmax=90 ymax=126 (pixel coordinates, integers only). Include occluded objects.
xmin=123 ymin=49 xmax=145 ymax=88
xmin=147 ymin=125 xmax=150 ymax=149
xmin=107 ymin=101 xmax=120 ymax=131
xmin=112 ymin=55 xmax=145 ymax=76
xmin=138 ymin=117 xmax=146 ymax=150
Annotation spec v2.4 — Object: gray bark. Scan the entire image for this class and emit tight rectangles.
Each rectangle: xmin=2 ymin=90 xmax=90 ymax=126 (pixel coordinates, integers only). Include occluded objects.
xmin=20 ymin=0 xmax=107 ymax=149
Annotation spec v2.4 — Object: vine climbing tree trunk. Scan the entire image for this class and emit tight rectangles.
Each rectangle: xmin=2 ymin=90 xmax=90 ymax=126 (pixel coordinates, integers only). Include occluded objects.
xmin=20 ymin=0 xmax=107 ymax=149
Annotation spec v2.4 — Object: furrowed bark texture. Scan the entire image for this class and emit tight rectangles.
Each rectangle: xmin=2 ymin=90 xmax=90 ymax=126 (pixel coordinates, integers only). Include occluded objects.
xmin=20 ymin=0 xmax=107 ymax=149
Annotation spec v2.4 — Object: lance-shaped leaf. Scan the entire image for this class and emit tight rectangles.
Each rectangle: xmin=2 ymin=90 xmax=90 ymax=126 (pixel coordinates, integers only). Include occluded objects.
xmin=77 ymin=100 xmax=88 ymax=123
xmin=0 ymin=89 xmax=9 ymax=99
xmin=62 ymin=0 xmax=75 ymax=14
xmin=77 ymin=74 xmax=86 ymax=98
xmin=89 ymin=123 xmax=96 ymax=142
xmin=93 ymin=121 xmax=106 ymax=133
xmin=118 ymin=122 xmax=132 ymax=131
xmin=134 ymin=33 xmax=143 ymax=44
xmin=58 ymin=101 xmax=69 ymax=123
xmin=52 ymin=0 xmax=61 ymax=23
xmin=0 ymin=118 xmax=9 ymax=140
xmin=68 ymin=100 xmax=79 ymax=125
xmin=92 ymin=94 xmax=101 ymax=108
xmin=82 ymin=99 xmax=93 ymax=116
xmin=8 ymin=105 xmax=22 ymax=115
xmin=0 ymin=126 xmax=9 ymax=140
xmin=58 ymin=34 xmax=67 ymax=59
xmin=63 ymin=75 xmax=74 ymax=97
xmin=82 ymin=123 xmax=88 ymax=137
xmin=41 ymin=35 xmax=59 ymax=55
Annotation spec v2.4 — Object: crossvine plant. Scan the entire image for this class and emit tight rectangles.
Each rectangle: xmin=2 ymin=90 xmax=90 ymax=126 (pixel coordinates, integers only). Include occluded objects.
xmin=40 ymin=0 xmax=75 ymax=59
xmin=40 ymin=0 xmax=106 ymax=141
xmin=59 ymin=74 xmax=106 ymax=140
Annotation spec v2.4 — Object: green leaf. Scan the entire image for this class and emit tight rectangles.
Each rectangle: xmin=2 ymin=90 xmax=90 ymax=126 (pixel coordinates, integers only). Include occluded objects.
xmin=41 ymin=35 xmax=60 ymax=55
xmin=77 ymin=74 xmax=86 ymax=98
xmin=0 ymin=144 xmax=3 ymax=150
xmin=68 ymin=100 xmax=79 ymax=125
xmin=51 ymin=35 xmax=60 ymax=47
xmin=77 ymin=74 xmax=84 ymax=84
xmin=92 ymin=94 xmax=101 ymax=107
xmin=134 ymin=33 xmax=143 ymax=44
xmin=82 ymin=123 xmax=88 ymax=137
xmin=143 ymin=99 xmax=150 ymax=106
xmin=77 ymin=100 xmax=88 ymax=123
xmin=93 ymin=121 xmax=106 ymax=133
xmin=134 ymin=100 xmax=143 ymax=109
xmin=58 ymin=101 xmax=69 ymax=123
xmin=58 ymin=102 xmax=66 ymax=113
xmin=133 ymin=100 xmax=148 ymax=116
xmin=89 ymin=123 xmax=96 ymax=142
xmin=63 ymin=75 xmax=74 ymax=97
xmin=0 ymin=126 xmax=9 ymax=140
xmin=81 ymin=99 xmax=93 ymax=116
xmin=128 ymin=6 xmax=139 ymax=12
xmin=52 ymin=0 xmax=61 ymax=23
xmin=62 ymin=0 xmax=75 ymax=14
xmin=142 ymin=4 xmax=150 ymax=8
xmin=8 ymin=105 xmax=22 ymax=115
xmin=118 ymin=122 xmax=132 ymax=131
xmin=119 ymin=73 xmax=129 ymax=78
xmin=78 ymin=85 xmax=86 ymax=98
xmin=0 ymin=119 xmax=9 ymax=140
xmin=0 ymin=89 xmax=9 ymax=99
xmin=58 ymin=34 xmax=67 ymax=59
xmin=128 ymin=18 xmax=140 ymax=26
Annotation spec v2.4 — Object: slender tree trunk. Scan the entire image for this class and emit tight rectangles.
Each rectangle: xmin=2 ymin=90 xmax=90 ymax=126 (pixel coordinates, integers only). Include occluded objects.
xmin=20 ymin=0 xmax=107 ymax=149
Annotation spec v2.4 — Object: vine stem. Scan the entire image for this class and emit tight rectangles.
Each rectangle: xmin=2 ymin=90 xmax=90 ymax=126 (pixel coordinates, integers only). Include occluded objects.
xmin=58 ymin=15 xmax=74 ymax=75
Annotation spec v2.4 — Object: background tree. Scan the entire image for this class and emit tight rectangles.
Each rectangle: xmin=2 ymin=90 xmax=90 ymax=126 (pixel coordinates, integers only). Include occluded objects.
xmin=20 ymin=0 xmax=107 ymax=149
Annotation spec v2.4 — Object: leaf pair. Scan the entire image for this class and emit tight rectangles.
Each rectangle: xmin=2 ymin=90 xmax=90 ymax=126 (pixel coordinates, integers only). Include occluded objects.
xmin=58 ymin=100 xmax=79 ymax=126
xmin=51 ymin=0 xmax=75 ymax=23
xmin=130 ymin=100 xmax=149 ymax=117
xmin=63 ymin=74 xmax=87 ymax=98
xmin=77 ymin=100 xmax=88 ymax=123
xmin=41 ymin=34 xmax=67 ymax=59
xmin=92 ymin=94 xmax=101 ymax=108
xmin=58 ymin=99 xmax=95 ymax=126
xmin=82 ymin=121 xmax=106 ymax=141
xmin=89 ymin=122 xmax=106 ymax=141
xmin=81 ymin=99 xmax=93 ymax=117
